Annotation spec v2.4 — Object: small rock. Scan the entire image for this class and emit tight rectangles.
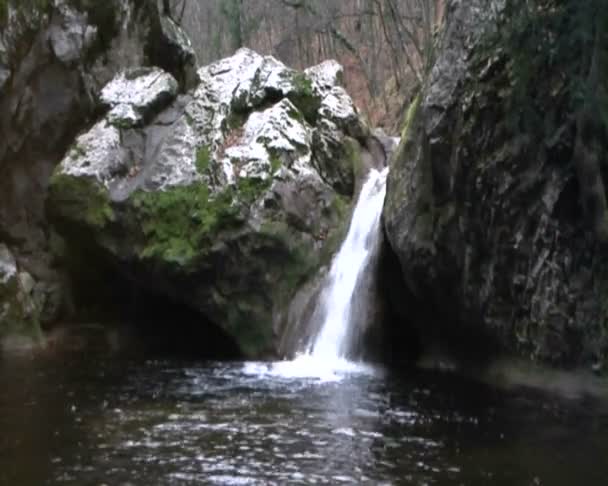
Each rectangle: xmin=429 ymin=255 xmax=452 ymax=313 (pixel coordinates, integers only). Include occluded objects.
xmin=101 ymin=68 xmax=179 ymax=128
xmin=18 ymin=272 xmax=35 ymax=294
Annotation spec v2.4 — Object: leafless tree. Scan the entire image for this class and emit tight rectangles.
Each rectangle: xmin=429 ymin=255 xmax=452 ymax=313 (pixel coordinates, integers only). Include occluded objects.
xmin=176 ymin=0 xmax=445 ymax=129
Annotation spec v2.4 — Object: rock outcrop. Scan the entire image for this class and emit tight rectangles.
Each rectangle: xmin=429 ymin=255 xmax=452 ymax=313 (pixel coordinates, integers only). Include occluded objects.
xmin=48 ymin=48 xmax=373 ymax=357
xmin=0 ymin=0 xmax=196 ymax=339
xmin=0 ymin=243 xmax=43 ymax=342
xmin=384 ymin=0 xmax=608 ymax=369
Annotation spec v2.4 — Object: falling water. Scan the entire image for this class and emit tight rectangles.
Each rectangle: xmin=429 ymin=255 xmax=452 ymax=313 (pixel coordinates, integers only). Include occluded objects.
xmin=306 ymin=167 xmax=389 ymax=362
xmin=248 ymin=167 xmax=389 ymax=380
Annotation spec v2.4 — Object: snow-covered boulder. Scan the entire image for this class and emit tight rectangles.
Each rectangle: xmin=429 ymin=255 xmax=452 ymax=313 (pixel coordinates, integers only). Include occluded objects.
xmin=48 ymin=49 xmax=375 ymax=357
xmin=101 ymin=67 xmax=179 ymax=128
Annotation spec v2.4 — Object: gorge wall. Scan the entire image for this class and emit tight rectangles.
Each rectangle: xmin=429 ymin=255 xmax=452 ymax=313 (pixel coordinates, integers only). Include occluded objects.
xmin=0 ymin=0 xmax=197 ymax=340
xmin=384 ymin=0 xmax=608 ymax=370
xmin=2 ymin=0 xmax=607 ymax=372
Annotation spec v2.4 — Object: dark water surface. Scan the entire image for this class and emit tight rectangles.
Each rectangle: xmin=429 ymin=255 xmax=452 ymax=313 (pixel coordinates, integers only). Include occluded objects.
xmin=1 ymin=350 xmax=607 ymax=485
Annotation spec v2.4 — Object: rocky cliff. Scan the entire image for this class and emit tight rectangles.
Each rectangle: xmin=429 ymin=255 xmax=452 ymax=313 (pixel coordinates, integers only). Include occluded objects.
xmin=47 ymin=48 xmax=375 ymax=357
xmin=384 ymin=0 xmax=608 ymax=370
xmin=0 ymin=0 xmax=196 ymax=341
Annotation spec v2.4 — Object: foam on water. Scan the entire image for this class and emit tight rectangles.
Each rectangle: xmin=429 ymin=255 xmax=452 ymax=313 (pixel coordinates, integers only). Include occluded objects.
xmin=308 ymin=167 xmax=389 ymax=361
xmin=244 ymin=167 xmax=389 ymax=381
xmin=243 ymin=355 xmax=377 ymax=382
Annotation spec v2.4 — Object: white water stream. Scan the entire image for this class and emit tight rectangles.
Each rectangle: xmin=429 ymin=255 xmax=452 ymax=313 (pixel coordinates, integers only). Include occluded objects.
xmin=307 ymin=167 xmax=389 ymax=361
xmin=248 ymin=167 xmax=389 ymax=380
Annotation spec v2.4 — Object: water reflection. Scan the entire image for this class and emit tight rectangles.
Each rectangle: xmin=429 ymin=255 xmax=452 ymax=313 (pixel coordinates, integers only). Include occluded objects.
xmin=0 ymin=353 xmax=607 ymax=485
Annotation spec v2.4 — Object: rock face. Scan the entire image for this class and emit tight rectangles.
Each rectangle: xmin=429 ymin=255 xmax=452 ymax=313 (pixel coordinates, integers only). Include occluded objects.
xmin=0 ymin=244 xmax=40 ymax=339
xmin=49 ymin=48 xmax=373 ymax=357
xmin=384 ymin=0 xmax=608 ymax=368
xmin=0 ymin=0 xmax=196 ymax=336
xmin=100 ymin=67 xmax=179 ymax=128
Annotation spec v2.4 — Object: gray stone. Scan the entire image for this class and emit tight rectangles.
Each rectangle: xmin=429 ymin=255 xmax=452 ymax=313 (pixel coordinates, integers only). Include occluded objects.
xmin=48 ymin=49 xmax=371 ymax=357
xmin=0 ymin=0 xmax=203 ymax=342
xmin=383 ymin=0 xmax=607 ymax=367
xmin=0 ymin=244 xmax=39 ymax=338
xmin=305 ymin=60 xmax=344 ymax=95
xmin=18 ymin=271 xmax=35 ymax=294
xmin=0 ymin=66 xmax=9 ymax=93
xmin=0 ymin=244 xmax=17 ymax=285
xmin=101 ymin=68 xmax=179 ymax=128
xmin=48 ymin=3 xmax=97 ymax=65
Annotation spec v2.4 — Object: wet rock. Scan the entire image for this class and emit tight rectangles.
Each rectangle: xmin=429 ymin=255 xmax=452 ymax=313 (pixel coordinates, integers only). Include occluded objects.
xmin=0 ymin=244 xmax=40 ymax=339
xmin=383 ymin=0 xmax=608 ymax=367
xmin=0 ymin=37 xmax=9 ymax=92
xmin=48 ymin=2 xmax=97 ymax=65
xmin=147 ymin=12 xmax=199 ymax=91
xmin=49 ymin=50 xmax=372 ymax=357
xmin=0 ymin=66 xmax=9 ymax=93
xmin=0 ymin=0 xmax=200 ymax=338
xmin=101 ymin=67 xmax=179 ymax=128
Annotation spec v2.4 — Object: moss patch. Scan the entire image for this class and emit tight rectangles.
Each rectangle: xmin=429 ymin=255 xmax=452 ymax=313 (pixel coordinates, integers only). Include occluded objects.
xmin=132 ymin=184 xmax=244 ymax=266
xmin=319 ymin=194 xmax=351 ymax=266
xmin=270 ymin=156 xmax=282 ymax=173
xmin=195 ymin=145 xmax=211 ymax=174
xmin=400 ymin=94 xmax=421 ymax=144
xmin=287 ymin=72 xmax=322 ymax=123
xmin=344 ymin=137 xmax=364 ymax=184
xmin=236 ymin=175 xmax=272 ymax=204
xmin=291 ymin=72 xmax=314 ymax=98
xmin=48 ymin=172 xmax=114 ymax=229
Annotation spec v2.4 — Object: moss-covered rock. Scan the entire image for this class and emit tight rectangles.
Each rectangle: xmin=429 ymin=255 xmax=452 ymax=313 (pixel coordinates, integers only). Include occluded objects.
xmin=0 ymin=0 xmax=201 ymax=347
xmin=48 ymin=173 xmax=114 ymax=230
xmin=48 ymin=51 xmax=367 ymax=357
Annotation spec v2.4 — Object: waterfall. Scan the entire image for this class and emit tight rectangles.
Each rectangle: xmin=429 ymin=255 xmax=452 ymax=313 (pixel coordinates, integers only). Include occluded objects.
xmin=305 ymin=167 xmax=389 ymax=363
xmin=245 ymin=167 xmax=389 ymax=380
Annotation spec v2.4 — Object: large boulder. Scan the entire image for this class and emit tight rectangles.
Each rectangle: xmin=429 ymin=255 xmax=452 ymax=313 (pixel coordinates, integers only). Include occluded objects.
xmin=0 ymin=0 xmax=197 ymax=330
xmin=49 ymin=49 xmax=372 ymax=357
xmin=384 ymin=0 xmax=608 ymax=368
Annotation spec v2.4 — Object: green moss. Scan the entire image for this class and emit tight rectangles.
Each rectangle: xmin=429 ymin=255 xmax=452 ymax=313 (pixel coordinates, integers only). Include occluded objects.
xmin=285 ymin=100 xmax=306 ymax=123
xmin=387 ymin=94 xmax=422 ymax=177
xmin=132 ymin=183 xmax=244 ymax=266
xmin=319 ymin=194 xmax=351 ymax=265
xmin=236 ymin=176 xmax=271 ymax=204
xmin=270 ymin=156 xmax=282 ymax=173
xmin=343 ymin=137 xmax=363 ymax=182
xmin=196 ymin=145 xmax=211 ymax=174
xmin=224 ymin=111 xmax=247 ymax=131
xmin=291 ymin=72 xmax=314 ymax=98
xmin=108 ymin=116 xmax=136 ymax=130
xmin=287 ymin=72 xmax=321 ymax=123
xmin=48 ymin=172 xmax=114 ymax=229
xmin=400 ymin=94 xmax=421 ymax=143
xmin=0 ymin=0 xmax=7 ymax=26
